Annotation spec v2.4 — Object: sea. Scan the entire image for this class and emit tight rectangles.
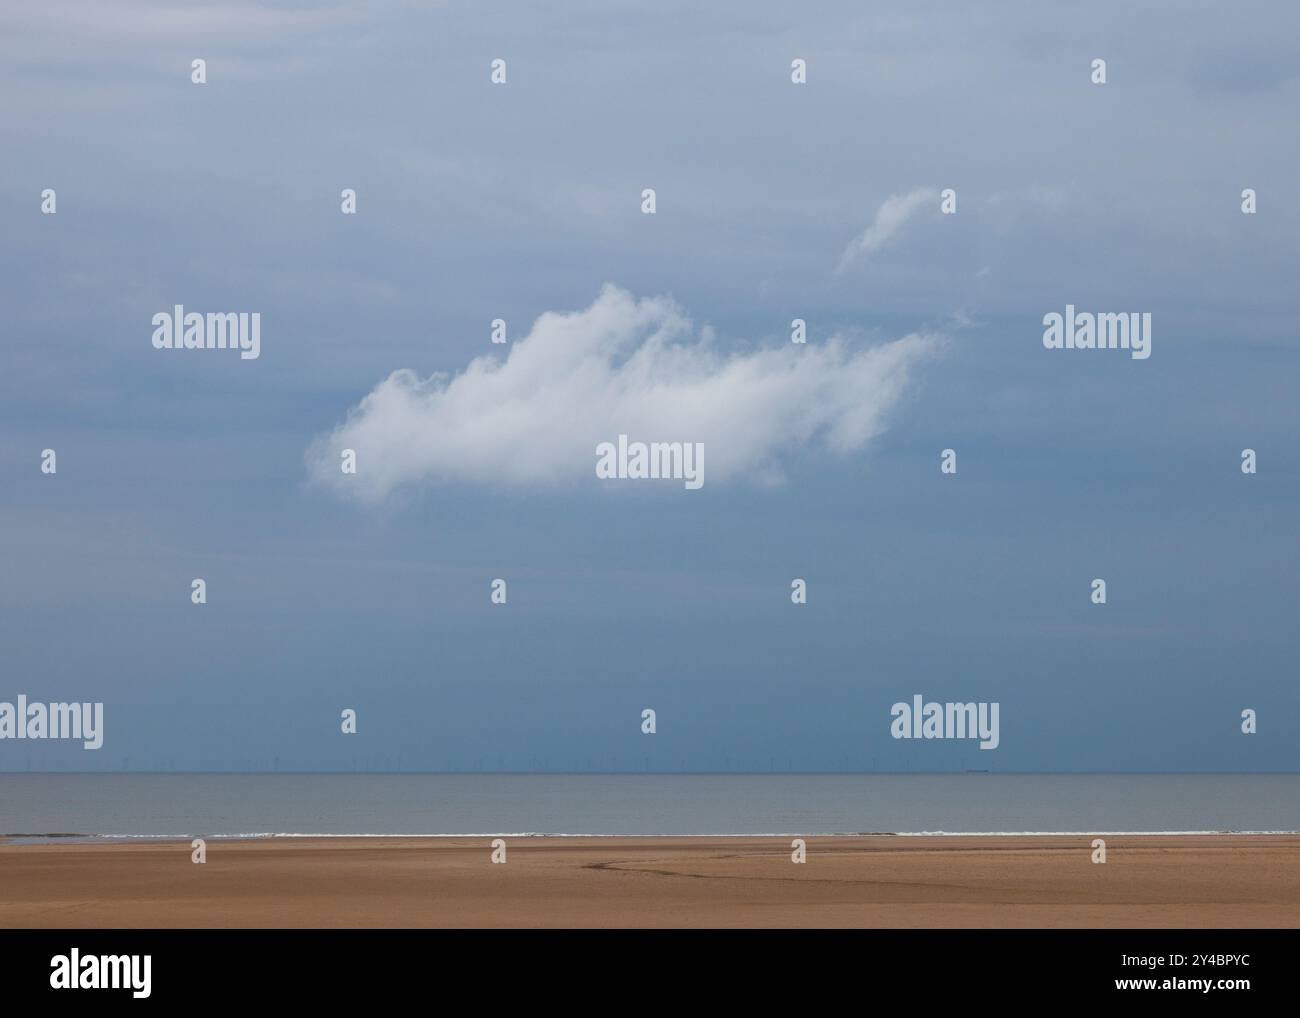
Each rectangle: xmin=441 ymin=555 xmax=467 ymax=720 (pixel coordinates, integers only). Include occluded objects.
xmin=2 ymin=773 xmax=1298 ymax=841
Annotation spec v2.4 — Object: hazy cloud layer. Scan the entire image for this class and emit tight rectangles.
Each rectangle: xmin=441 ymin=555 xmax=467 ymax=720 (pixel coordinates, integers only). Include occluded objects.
xmin=308 ymin=285 xmax=940 ymax=500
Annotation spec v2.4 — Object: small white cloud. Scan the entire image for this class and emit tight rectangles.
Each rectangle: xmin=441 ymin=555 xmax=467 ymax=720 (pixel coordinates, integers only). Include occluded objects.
xmin=838 ymin=187 xmax=937 ymax=271
xmin=307 ymin=284 xmax=941 ymax=502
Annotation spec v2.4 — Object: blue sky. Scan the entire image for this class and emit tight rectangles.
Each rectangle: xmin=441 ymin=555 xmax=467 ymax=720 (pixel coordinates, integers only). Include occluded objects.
xmin=2 ymin=0 xmax=1298 ymax=771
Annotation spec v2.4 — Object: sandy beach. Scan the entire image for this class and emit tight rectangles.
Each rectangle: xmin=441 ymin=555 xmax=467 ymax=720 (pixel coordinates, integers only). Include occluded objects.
xmin=2 ymin=834 xmax=1298 ymax=928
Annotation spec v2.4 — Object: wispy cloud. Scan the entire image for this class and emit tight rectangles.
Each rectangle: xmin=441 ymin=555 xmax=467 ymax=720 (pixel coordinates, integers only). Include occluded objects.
xmin=838 ymin=187 xmax=937 ymax=272
xmin=307 ymin=285 xmax=941 ymax=501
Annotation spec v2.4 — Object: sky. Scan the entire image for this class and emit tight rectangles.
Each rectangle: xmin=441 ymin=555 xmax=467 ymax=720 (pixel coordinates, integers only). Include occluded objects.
xmin=1 ymin=0 xmax=1297 ymax=772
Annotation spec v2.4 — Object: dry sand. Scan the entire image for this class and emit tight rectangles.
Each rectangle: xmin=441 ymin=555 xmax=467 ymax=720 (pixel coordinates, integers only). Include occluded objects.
xmin=2 ymin=835 xmax=1298 ymax=928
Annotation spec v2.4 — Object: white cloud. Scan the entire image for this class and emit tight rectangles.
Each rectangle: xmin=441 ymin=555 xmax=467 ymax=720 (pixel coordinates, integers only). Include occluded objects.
xmin=307 ymin=285 xmax=941 ymax=501
xmin=838 ymin=187 xmax=937 ymax=271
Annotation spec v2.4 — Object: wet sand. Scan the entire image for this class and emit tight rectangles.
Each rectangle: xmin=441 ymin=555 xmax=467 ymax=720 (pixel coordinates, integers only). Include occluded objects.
xmin=2 ymin=835 xmax=1298 ymax=928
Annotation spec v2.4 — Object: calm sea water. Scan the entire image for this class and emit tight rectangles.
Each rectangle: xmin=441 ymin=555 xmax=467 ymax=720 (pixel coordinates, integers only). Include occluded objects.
xmin=1 ymin=773 xmax=1297 ymax=838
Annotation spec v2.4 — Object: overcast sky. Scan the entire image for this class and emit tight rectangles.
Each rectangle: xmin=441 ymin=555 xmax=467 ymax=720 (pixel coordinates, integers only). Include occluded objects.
xmin=2 ymin=0 xmax=1298 ymax=772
